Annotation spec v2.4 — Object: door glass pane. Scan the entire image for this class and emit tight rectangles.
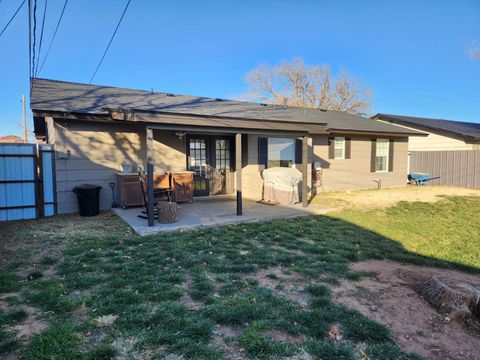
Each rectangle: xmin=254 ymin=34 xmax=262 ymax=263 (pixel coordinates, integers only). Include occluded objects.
xmin=215 ymin=139 xmax=230 ymax=170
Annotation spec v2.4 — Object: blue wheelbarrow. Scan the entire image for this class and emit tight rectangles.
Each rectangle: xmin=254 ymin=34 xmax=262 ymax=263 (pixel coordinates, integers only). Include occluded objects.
xmin=408 ymin=172 xmax=440 ymax=186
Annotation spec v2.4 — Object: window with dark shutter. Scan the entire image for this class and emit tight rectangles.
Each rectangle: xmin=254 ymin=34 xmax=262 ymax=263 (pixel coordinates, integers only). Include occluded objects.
xmin=295 ymin=138 xmax=302 ymax=164
xmin=328 ymin=137 xmax=335 ymax=159
xmin=242 ymin=134 xmax=248 ymax=168
xmin=370 ymin=139 xmax=377 ymax=172
xmin=388 ymin=139 xmax=394 ymax=172
xmin=345 ymin=137 xmax=351 ymax=159
xmin=258 ymin=137 xmax=268 ymax=167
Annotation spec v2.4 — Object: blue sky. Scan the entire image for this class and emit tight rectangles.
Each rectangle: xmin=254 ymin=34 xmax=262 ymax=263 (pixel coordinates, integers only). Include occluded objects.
xmin=0 ymin=0 xmax=479 ymax=137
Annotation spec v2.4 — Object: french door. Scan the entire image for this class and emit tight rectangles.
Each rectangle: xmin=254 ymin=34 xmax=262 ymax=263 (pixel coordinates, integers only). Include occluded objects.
xmin=187 ymin=135 xmax=234 ymax=197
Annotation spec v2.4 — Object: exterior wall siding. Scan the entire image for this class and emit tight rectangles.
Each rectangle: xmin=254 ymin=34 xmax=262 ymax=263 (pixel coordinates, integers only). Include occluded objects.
xmin=50 ymin=119 xmax=409 ymax=213
xmin=52 ymin=119 xmax=147 ymax=213
xmin=53 ymin=119 xmax=189 ymax=213
xmin=312 ymin=135 xmax=409 ymax=191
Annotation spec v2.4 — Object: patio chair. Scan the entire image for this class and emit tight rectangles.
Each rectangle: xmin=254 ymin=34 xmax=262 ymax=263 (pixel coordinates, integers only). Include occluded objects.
xmin=137 ymin=170 xmax=173 ymax=220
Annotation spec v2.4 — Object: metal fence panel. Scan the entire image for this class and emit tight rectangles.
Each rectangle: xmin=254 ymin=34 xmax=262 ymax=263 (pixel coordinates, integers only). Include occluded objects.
xmin=0 ymin=144 xmax=56 ymax=221
xmin=410 ymin=150 xmax=480 ymax=189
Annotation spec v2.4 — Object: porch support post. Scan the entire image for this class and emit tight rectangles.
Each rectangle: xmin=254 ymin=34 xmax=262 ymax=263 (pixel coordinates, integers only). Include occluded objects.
xmin=146 ymin=128 xmax=155 ymax=226
xmin=235 ymin=133 xmax=242 ymax=215
xmin=302 ymin=135 xmax=308 ymax=208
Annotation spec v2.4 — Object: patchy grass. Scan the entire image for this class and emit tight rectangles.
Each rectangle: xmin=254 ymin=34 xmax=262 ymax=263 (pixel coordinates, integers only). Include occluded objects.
xmin=0 ymin=195 xmax=478 ymax=359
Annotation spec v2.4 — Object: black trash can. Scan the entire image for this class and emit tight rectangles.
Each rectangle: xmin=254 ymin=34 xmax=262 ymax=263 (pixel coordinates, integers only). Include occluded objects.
xmin=73 ymin=184 xmax=102 ymax=216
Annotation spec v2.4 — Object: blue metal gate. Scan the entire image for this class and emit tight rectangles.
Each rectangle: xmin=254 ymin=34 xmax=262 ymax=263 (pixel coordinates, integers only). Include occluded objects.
xmin=0 ymin=143 xmax=56 ymax=221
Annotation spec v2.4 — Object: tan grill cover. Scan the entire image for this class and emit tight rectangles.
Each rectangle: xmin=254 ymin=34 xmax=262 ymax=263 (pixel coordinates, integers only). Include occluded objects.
xmin=262 ymin=167 xmax=302 ymax=205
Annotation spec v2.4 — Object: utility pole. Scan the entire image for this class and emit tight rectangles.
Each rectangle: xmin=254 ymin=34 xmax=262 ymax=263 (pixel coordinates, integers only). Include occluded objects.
xmin=22 ymin=95 xmax=27 ymax=143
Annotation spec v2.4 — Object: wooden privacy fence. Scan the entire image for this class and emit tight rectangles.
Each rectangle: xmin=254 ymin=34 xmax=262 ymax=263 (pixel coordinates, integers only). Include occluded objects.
xmin=0 ymin=143 xmax=56 ymax=221
xmin=409 ymin=150 xmax=480 ymax=189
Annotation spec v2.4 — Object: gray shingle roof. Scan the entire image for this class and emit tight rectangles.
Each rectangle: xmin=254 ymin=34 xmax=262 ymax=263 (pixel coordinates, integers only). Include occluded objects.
xmin=31 ymin=78 xmax=421 ymax=135
xmin=374 ymin=113 xmax=480 ymax=142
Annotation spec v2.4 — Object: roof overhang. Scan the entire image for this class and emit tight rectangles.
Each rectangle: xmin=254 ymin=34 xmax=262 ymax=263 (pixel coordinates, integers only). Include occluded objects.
xmin=372 ymin=114 xmax=476 ymax=141
xmin=109 ymin=108 xmax=329 ymax=135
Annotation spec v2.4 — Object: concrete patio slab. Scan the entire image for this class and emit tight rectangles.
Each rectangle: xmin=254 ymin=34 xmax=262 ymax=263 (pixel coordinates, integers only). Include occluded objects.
xmin=113 ymin=195 xmax=328 ymax=236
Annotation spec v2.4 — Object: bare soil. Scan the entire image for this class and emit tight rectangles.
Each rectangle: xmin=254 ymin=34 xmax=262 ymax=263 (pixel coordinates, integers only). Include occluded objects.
xmin=211 ymin=325 xmax=246 ymax=360
xmin=178 ymin=275 xmax=203 ymax=310
xmin=251 ymin=266 xmax=309 ymax=308
xmin=0 ymin=293 xmax=48 ymax=342
xmin=313 ymin=186 xmax=480 ymax=211
xmin=332 ymin=260 xmax=480 ymax=360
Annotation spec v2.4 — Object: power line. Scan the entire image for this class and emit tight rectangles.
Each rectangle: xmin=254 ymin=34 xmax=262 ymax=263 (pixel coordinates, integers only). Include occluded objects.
xmin=28 ymin=0 xmax=32 ymax=82
xmin=0 ymin=0 xmax=27 ymax=38
xmin=88 ymin=0 xmax=132 ymax=84
xmin=37 ymin=0 xmax=68 ymax=75
xmin=31 ymin=0 xmax=37 ymax=77
xmin=34 ymin=0 xmax=48 ymax=76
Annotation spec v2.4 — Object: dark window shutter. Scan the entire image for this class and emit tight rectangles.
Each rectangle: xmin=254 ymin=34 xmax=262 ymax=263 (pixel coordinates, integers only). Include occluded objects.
xmin=295 ymin=138 xmax=302 ymax=164
xmin=242 ymin=134 xmax=248 ymax=168
xmin=370 ymin=139 xmax=377 ymax=172
xmin=345 ymin=137 xmax=351 ymax=159
xmin=258 ymin=137 xmax=268 ymax=167
xmin=388 ymin=139 xmax=394 ymax=172
xmin=328 ymin=137 xmax=335 ymax=159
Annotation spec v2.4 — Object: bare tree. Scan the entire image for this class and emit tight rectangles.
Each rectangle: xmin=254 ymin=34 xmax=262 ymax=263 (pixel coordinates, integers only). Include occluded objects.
xmin=469 ymin=47 xmax=480 ymax=61
xmin=242 ymin=58 xmax=372 ymax=115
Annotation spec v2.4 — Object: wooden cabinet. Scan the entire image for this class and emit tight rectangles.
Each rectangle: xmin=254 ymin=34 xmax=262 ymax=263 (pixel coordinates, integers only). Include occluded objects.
xmin=117 ymin=173 xmax=144 ymax=208
xmin=172 ymin=172 xmax=194 ymax=203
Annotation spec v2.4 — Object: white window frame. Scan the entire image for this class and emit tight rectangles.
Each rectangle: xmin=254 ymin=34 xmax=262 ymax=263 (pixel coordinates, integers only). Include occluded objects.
xmin=334 ymin=137 xmax=345 ymax=160
xmin=375 ymin=138 xmax=389 ymax=172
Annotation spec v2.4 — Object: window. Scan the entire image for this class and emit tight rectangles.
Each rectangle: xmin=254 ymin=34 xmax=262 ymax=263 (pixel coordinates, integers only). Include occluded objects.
xmin=268 ymin=137 xmax=295 ymax=167
xmin=375 ymin=139 xmax=389 ymax=172
xmin=334 ymin=137 xmax=345 ymax=159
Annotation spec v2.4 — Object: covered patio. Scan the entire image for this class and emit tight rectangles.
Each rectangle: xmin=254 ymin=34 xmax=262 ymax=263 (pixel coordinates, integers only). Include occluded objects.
xmin=112 ymin=108 xmax=328 ymax=227
xmin=113 ymin=195 xmax=329 ymax=236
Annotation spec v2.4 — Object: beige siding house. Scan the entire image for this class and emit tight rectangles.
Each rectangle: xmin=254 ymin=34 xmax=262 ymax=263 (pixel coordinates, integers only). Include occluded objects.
xmin=373 ymin=114 xmax=480 ymax=151
xmin=32 ymin=79 xmax=422 ymax=222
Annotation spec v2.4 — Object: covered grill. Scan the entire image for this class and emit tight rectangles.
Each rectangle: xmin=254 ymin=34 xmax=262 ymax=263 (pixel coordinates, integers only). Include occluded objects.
xmin=262 ymin=167 xmax=302 ymax=205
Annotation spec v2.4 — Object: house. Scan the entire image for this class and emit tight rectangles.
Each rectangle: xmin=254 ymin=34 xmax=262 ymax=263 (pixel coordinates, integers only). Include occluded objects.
xmin=372 ymin=114 xmax=480 ymax=151
xmin=0 ymin=135 xmax=23 ymax=143
xmin=31 ymin=78 xmax=422 ymax=224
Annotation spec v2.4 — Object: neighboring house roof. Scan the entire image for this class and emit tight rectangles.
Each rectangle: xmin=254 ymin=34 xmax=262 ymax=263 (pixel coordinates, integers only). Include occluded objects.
xmin=31 ymin=78 xmax=421 ymax=136
xmin=373 ymin=113 xmax=480 ymax=142
xmin=0 ymin=135 xmax=23 ymax=143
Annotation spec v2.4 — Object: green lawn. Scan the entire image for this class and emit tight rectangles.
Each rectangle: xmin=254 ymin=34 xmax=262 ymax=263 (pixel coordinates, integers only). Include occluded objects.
xmin=0 ymin=195 xmax=479 ymax=359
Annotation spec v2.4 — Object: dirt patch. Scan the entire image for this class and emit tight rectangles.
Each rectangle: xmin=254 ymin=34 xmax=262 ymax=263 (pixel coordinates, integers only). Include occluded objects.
xmin=271 ymin=245 xmax=306 ymax=256
xmin=332 ymin=260 xmax=480 ymax=360
xmin=313 ymin=186 xmax=480 ymax=211
xmin=42 ymin=266 xmax=57 ymax=279
xmin=246 ymin=239 xmax=264 ymax=248
xmin=252 ymin=267 xmax=309 ymax=308
xmin=211 ymin=325 xmax=246 ymax=360
xmin=178 ymin=275 xmax=203 ymax=310
xmin=265 ymin=330 xmax=304 ymax=344
xmin=0 ymin=297 xmax=48 ymax=341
